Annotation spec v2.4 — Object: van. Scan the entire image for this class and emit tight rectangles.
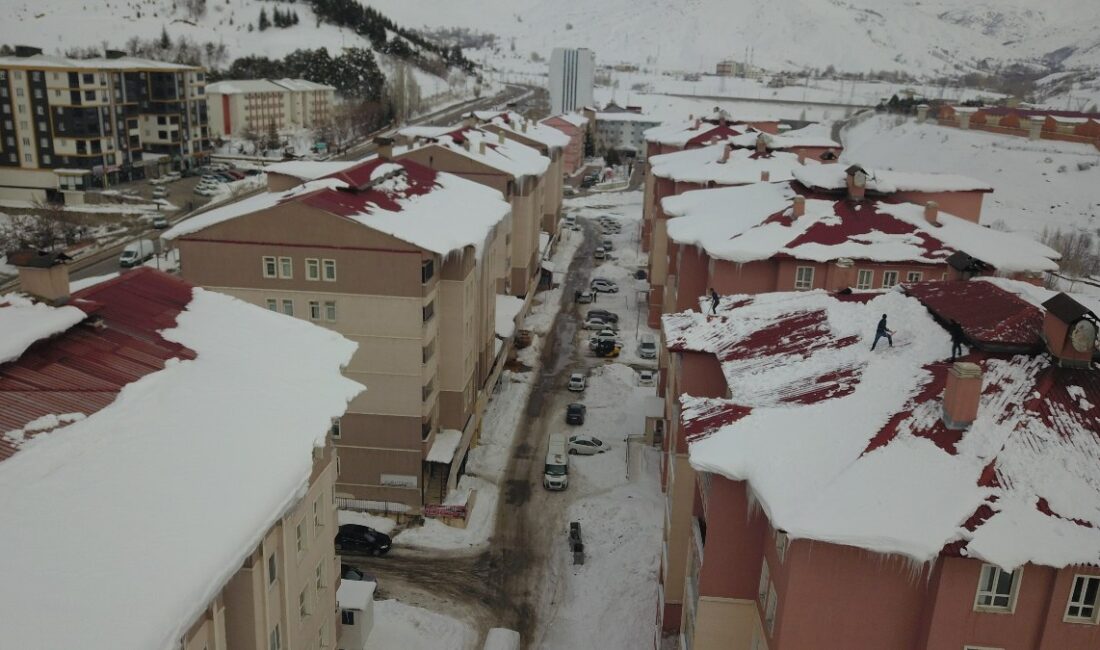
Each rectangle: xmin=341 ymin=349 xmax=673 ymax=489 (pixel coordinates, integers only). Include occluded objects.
xmin=543 ymin=434 xmax=569 ymax=490
xmin=119 ymin=239 xmax=155 ymax=268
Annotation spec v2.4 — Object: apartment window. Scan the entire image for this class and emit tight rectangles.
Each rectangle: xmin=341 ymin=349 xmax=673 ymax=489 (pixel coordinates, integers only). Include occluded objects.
xmin=422 ymin=300 xmax=435 ymax=323
xmin=308 ymin=301 xmax=321 ymax=320
xmin=279 ymin=256 xmax=292 ymax=279
xmin=849 ymin=268 xmax=872 ymax=289
xmin=82 ymin=73 xmax=94 ymax=84
xmin=1066 ymin=575 xmax=1100 ymax=623
xmin=268 ymin=625 xmax=280 ymax=650
xmin=296 ymin=522 xmax=305 ymax=554
xmin=322 ymin=259 xmax=336 ymax=281
xmin=267 ymin=553 xmax=278 ymax=585
xmin=764 ymin=583 xmax=778 ymax=634
xmin=23 ymin=153 xmax=31 ymax=162
xmin=15 ymin=87 xmax=23 ymax=97
xmin=299 ymin=587 xmax=309 ymax=618
xmin=84 ymin=90 xmax=95 ymax=101
xmin=262 ymin=256 xmax=278 ymax=278
xmin=266 ymin=299 xmax=278 ymax=311
xmin=42 ymin=155 xmax=51 ymax=164
xmin=314 ymin=499 xmax=322 ymax=528
xmin=882 ymin=270 xmax=899 ymax=288
xmin=305 ymin=258 xmax=320 ymax=280
xmin=975 ymin=564 xmax=1020 ymax=611
xmin=39 ymin=138 xmax=47 ymax=148
xmin=281 ymin=300 xmax=293 ymax=316
xmin=757 ymin=559 xmax=770 ymax=604
xmin=315 ymin=561 xmax=325 ymax=590
xmin=422 ymin=339 xmax=435 ymax=364
xmin=421 ymin=259 xmax=435 ymax=283
xmin=792 ymin=265 xmax=814 ymax=290
xmin=330 ymin=418 xmax=341 ymax=440
xmin=341 ymin=610 xmax=355 ymax=626
xmin=906 ymin=271 xmax=923 ymax=283
xmin=324 ymin=301 xmax=337 ymax=322
xmin=319 ymin=624 xmax=327 ymax=649
xmin=775 ymin=532 xmax=789 ymax=562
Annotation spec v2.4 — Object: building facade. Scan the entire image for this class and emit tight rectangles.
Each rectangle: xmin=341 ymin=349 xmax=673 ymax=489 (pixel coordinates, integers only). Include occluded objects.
xmin=549 ymin=47 xmax=595 ymax=115
xmin=0 ymin=47 xmax=209 ymax=203
xmin=541 ymin=112 xmax=588 ymax=174
xmin=206 ymin=78 xmax=336 ymax=138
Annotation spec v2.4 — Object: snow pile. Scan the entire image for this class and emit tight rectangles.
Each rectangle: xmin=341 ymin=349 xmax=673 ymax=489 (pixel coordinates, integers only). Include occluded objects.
xmin=393 ymin=475 xmax=498 ymax=551
xmin=0 ymin=293 xmax=86 ymax=365
xmin=792 ymin=164 xmax=993 ymax=193
xmin=337 ymin=580 xmax=377 ymax=611
xmin=366 ymin=600 xmax=477 ymax=650
xmin=483 ymin=628 xmax=521 ymax=650
xmin=649 ymin=145 xmax=814 ymax=185
xmin=399 ymin=126 xmax=550 ymax=180
xmin=339 ymin=509 xmax=397 ymax=536
xmin=0 ymin=288 xmax=362 ymax=650
xmin=495 ymin=295 xmax=525 ymax=339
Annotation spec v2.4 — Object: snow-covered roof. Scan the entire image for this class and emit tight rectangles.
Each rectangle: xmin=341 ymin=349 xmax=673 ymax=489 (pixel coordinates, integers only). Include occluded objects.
xmin=663 ymin=287 xmax=1100 ymax=569
xmin=649 ymin=145 xmax=814 ymax=185
xmin=977 ymin=276 xmax=1100 ymax=319
xmin=398 ymin=126 xmax=550 ymax=180
xmin=544 ymin=113 xmax=588 ymax=128
xmin=0 ymin=53 xmax=198 ymax=70
xmin=643 ymin=120 xmax=748 ymax=147
xmin=272 ymin=78 xmax=335 ymax=92
xmin=474 ymin=110 xmax=570 ymax=151
xmin=264 ymin=160 xmax=358 ymax=181
xmin=662 ymin=182 xmax=1060 ymax=272
xmin=336 ymin=579 xmax=377 ymax=611
xmin=425 ymin=429 xmax=463 ymax=464
xmin=495 ymin=294 xmax=524 ymax=339
xmin=0 ymin=269 xmax=362 ymax=650
xmin=724 ymin=123 xmax=840 ymax=150
xmin=0 ymin=293 xmax=86 ymax=365
xmin=167 ymin=158 xmax=512 ymax=258
xmin=596 ymin=111 xmax=662 ymax=124
xmin=793 ymin=165 xmax=993 ymax=194
xmin=206 ymin=79 xmax=286 ymax=95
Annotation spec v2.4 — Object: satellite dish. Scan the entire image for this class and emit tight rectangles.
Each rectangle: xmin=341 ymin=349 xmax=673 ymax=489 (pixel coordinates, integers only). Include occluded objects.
xmin=1070 ymin=319 xmax=1098 ymax=353
xmin=853 ymin=170 xmax=867 ymax=188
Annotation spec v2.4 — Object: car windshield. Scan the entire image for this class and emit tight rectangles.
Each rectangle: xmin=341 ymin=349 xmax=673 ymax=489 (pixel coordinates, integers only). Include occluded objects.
xmin=546 ymin=464 xmax=567 ymax=476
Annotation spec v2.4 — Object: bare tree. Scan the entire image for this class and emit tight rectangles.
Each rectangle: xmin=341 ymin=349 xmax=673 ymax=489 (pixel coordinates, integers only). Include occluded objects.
xmin=0 ymin=202 xmax=90 ymax=253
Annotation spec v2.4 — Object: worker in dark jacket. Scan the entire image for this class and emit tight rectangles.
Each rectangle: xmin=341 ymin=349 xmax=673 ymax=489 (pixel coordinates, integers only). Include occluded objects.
xmin=949 ymin=320 xmax=966 ymax=360
xmin=871 ymin=314 xmax=894 ymax=350
xmin=710 ymin=288 xmax=720 ymax=315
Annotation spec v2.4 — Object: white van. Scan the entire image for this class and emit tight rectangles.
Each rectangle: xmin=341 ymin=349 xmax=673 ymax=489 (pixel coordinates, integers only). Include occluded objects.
xmin=119 ymin=239 xmax=156 ymax=268
xmin=543 ymin=433 xmax=569 ymax=491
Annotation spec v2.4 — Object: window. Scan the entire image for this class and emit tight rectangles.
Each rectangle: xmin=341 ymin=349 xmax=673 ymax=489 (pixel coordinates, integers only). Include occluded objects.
xmin=279 ymin=257 xmax=292 ymax=279
xmin=84 ymin=90 xmax=95 ymax=101
xmin=305 ymin=258 xmax=320 ymax=280
xmin=341 ymin=610 xmax=355 ymax=626
xmin=267 ymin=553 xmax=278 ymax=585
xmin=775 ymin=531 xmax=789 ymax=562
xmin=330 ymin=418 xmax=341 ymax=440
xmin=296 ymin=522 xmax=305 ymax=554
xmin=764 ymin=583 xmax=778 ymax=634
xmin=881 ymin=270 xmax=899 ymax=288
xmin=324 ymin=301 xmax=337 ymax=322
xmin=23 ymin=153 xmax=31 ymax=162
xmin=298 ymin=588 xmax=309 ymax=618
xmin=855 ymin=269 xmax=873 ymax=290
xmin=421 ymin=259 xmax=435 ymax=283
xmin=793 ymin=266 xmax=814 ymax=290
xmin=262 ymin=256 xmax=277 ymax=278
xmin=757 ymin=559 xmax=770 ymax=604
xmin=309 ymin=301 xmax=321 ymax=320
xmin=266 ymin=299 xmax=278 ymax=311
xmin=975 ymin=564 xmax=1020 ymax=611
xmin=906 ymin=271 xmax=923 ymax=283
xmin=269 ymin=624 xmax=280 ymax=650
xmin=322 ymin=259 xmax=336 ymax=281
xmin=1066 ymin=575 xmax=1100 ymax=623
xmin=314 ymin=499 xmax=322 ymax=528
xmin=42 ymin=155 xmax=51 ymax=164
xmin=315 ymin=561 xmax=325 ymax=590
xmin=281 ymin=299 xmax=293 ymax=316
xmin=318 ymin=624 xmax=327 ymax=649
xmin=423 ymin=301 xmax=435 ymax=323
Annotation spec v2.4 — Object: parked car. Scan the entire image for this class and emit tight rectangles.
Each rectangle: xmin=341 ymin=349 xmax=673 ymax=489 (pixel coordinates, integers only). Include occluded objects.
xmin=567 ymin=372 xmax=587 ymax=392
xmin=118 ymin=239 xmax=155 ymax=268
xmin=149 ymin=177 xmax=168 ymax=186
xmin=151 ymin=216 xmax=170 ymax=229
xmin=163 ymin=171 xmax=181 ymax=182
xmin=563 ymin=186 xmax=577 ymax=196
xmin=590 ymin=279 xmax=619 ymax=293
xmin=224 ymin=170 xmax=246 ymax=180
xmin=588 ymin=329 xmax=621 ymax=350
xmin=575 ymin=290 xmax=594 ymax=304
xmin=194 ymin=186 xmax=218 ymax=196
xmin=244 ymin=168 xmax=262 ymax=176
xmin=593 ymin=247 xmax=606 ymax=260
xmin=151 ymin=187 xmax=168 ymax=199
xmin=209 ymin=162 xmax=230 ymax=172
xmin=634 ymin=268 xmax=648 ymax=280
xmin=583 ymin=316 xmax=613 ymax=330
xmin=334 ymin=524 xmax=392 ymax=555
xmin=579 ymin=176 xmax=596 ymax=189
xmin=601 ymin=238 xmax=614 ymax=251
xmin=543 ymin=434 xmax=570 ymax=490
xmin=340 ymin=563 xmax=377 ymax=583
xmin=638 ymin=369 xmax=657 ymax=387
xmin=586 ymin=309 xmax=619 ymax=323
xmin=214 ymin=172 xmax=236 ymax=182
xmin=568 ymin=434 xmax=608 ymax=455
xmin=593 ymin=340 xmax=622 ymax=358
xmin=639 ymin=334 xmax=658 ymax=359
xmin=199 ymin=175 xmax=222 ymax=184
xmin=565 ymin=402 xmax=586 ymax=425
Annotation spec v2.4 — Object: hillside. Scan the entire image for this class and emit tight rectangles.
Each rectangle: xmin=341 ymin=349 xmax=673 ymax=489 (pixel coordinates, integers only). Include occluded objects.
xmin=368 ymin=0 xmax=1100 ymax=76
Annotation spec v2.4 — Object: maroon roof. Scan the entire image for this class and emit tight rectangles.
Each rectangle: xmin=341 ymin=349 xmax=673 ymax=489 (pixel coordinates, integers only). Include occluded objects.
xmin=685 ymin=123 xmax=745 ymax=148
xmin=291 ymin=158 xmax=440 ymax=217
xmin=0 ymin=268 xmax=196 ymax=460
xmin=904 ymin=280 xmax=1043 ymax=349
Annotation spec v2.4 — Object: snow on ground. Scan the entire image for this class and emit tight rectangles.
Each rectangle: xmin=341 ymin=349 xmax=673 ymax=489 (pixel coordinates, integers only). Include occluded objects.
xmin=366 ymin=599 xmax=478 ymax=650
xmin=841 ymin=113 xmax=1100 ymax=238
xmin=523 ymin=226 xmax=584 ymax=335
xmin=339 ymin=509 xmax=397 ymax=536
xmin=393 ymin=475 xmax=500 ymax=551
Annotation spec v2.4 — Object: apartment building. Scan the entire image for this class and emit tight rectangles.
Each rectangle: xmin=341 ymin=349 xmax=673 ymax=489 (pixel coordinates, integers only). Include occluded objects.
xmin=396 ymin=126 xmax=551 ymax=296
xmin=656 ymin=279 xmax=1100 ymax=650
xmin=206 ymin=78 xmax=336 ymax=138
xmin=549 ymin=47 xmax=595 ymax=115
xmin=594 ymin=104 xmax=662 ymax=154
xmin=541 ymin=112 xmax=588 ymax=174
xmin=469 ymin=109 xmax=569 ymax=233
xmin=166 ymin=156 xmax=511 ymax=509
xmin=0 ymin=260 xmax=360 ymax=650
xmin=0 ymin=46 xmax=209 ymax=203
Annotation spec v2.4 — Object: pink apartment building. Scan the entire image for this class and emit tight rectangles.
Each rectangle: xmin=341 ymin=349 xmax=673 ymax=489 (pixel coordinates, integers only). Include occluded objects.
xmin=937 ymin=105 xmax=1100 ymax=147
xmin=542 ymin=112 xmax=589 ymax=174
xmin=657 ymin=278 xmax=1100 ymax=650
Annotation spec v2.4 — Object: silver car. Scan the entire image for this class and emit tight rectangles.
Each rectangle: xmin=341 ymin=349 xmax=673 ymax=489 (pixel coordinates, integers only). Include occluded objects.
xmin=568 ymin=435 xmax=607 ymax=455
xmin=567 ymin=372 xmax=587 ymax=392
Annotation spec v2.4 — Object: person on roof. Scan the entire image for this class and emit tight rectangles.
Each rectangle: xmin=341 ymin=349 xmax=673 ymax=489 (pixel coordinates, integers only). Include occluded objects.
xmin=871 ymin=314 xmax=894 ymax=350
xmin=710 ymin=288 xmax=720 ymax=315
xmin=949 ymin=319 xmax=966 ymax=361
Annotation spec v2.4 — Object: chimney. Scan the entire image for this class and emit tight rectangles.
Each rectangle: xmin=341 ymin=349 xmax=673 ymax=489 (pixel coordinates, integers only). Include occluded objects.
xmin=845 ymin=164 xmax=867 ymax=201
xmin=694 ymin=118 xmax=702 ymax=130
xmin=942 ymin=362 xmax=982 ymax=430
xmin=924 ymin=201 xmax=939 ymax=226
xmin=374 ymin=136 xmax=394 ymax=160
xmin=792 ymin=196 xmax=805 ymax=218
xmin=719 ymin=115 xmax=727 ymax=127
xmin=10 ymin=249 xmax=72 ymax=305
xmin=479 ymin=141 xmax=487 ymax=155
xmin=718 ymin=143 xmax=732 ymax=164
xmin=760 ymin=170 xmax=770 ymax=182
xmin=498 ymin=130 xmax=505 ymax=145
xmin=521 ymin=121 xmax=528 ymax=133
xmin=463 ymin=138 xmax=472 ymax=152
xmin=462 ymin=113 xmax=478 ymax=128
xmin=755 ymin=134 xmax=767 ymax=154
xmin=797 ymin=153 xmax=805 ymax=165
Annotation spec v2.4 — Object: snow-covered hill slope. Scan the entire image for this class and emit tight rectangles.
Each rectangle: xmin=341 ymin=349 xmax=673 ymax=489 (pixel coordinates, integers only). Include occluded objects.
xmin=367 ymin=0 xmax=1100 ymax=75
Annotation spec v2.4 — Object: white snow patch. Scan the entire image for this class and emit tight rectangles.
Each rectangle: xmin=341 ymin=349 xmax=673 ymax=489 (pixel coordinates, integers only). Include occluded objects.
xmin=365 ymin=600 xmax=477 ymax=650
xmin=0 ymin=293 xmax=86 ymax=365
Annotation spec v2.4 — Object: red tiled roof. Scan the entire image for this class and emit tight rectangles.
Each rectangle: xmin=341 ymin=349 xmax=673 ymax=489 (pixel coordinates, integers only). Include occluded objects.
xmin=685 ymin=124 xmax=746 ymax=148
xmin=904 ymin=280 xmax=1043 ymax=349
xmin=292 ymin=158 xmax=440 ymax=217
xmin=0 ymin=268 xmax=196 ymax=460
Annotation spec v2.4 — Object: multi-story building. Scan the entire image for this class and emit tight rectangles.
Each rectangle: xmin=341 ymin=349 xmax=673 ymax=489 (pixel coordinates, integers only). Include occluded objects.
xmin=166 ymin=156 xmax=512 ymax=509
xmin=656 ymin=278 xmax=1100 ymax=650
xmin=541 ymin=112 xmax=588 ymax=174
xmin=0 ymin=46 xmax=209 ymax=203
xmin=206 ymin=78 xmax=336 ymax=138
xmin=549 ymin=47 xmax=595 ymax=115
xmin=0 ymin=258 xmax=361 ymax=650
xmin=594 ymin=103 xmax=662 ymax=155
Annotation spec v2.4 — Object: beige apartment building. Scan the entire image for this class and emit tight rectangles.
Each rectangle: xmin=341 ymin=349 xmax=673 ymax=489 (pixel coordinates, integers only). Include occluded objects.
xmin=396 ymin=126 xmax=551 ymax=296
xmin=206 ymin=78 xmax=336 ymax=138
xmin=167 ymin=156 xmax=511 ymax=509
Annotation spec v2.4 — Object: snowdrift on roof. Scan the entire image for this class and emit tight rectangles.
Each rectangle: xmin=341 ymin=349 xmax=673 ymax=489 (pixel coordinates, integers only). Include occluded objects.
xmin=0 ymin=293 xmax=86 ymax=365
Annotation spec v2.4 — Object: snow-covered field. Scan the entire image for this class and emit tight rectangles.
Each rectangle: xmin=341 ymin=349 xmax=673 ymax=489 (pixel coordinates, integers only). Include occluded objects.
xmin=366 ymin=600 xmax=477 ymax=650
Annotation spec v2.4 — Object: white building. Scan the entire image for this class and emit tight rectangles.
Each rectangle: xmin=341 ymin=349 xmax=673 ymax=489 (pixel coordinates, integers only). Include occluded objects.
xmin=594 ymin=106 xmax=661 ymax=154
xmin=549 ymin=48 xmax=594 ymax=115
xmin=206 ymin=78 xmax=336 ymax=138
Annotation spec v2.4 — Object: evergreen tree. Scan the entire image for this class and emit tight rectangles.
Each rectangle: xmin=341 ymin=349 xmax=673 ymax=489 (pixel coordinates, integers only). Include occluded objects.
xmin=258 ymin=8 xmax=270 ymax=31
xmin=159 ymin=26 xmax=171 ymax=49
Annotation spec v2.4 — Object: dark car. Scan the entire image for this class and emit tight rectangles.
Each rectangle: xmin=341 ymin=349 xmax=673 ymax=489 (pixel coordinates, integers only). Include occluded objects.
xmin=566 ymin=402 xmax=587 ymax=425
xmin=214 ymin=172 xmax=236 ymax=182
xmin=586 ymin=309 xmax=619 ymax=323
xmin=224 ymin=170 xmax=246 ymax=180
xmin=341 ymin=563 xmax=377 ymax=583
xmin=335 ymin=524 xmax=392 ymax=556
xmin=244 ymin=168 xmax=262 ymax=176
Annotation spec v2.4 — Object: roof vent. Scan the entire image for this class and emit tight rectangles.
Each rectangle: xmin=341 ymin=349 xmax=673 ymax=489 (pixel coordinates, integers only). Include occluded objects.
xmin=792 ymin=196 xmax=805 ymax=218
xmin=924 ymin=200 xmax=939 ymax=226
xmin=942 ymin=362 xmax=982 ymax=430
xmin=845 ymin=164 xmax=867 ymax=201
xmin=498 ymin=130 xmax=505 ymax=145
xmin=1041 ymin=293 xmax=1098 ymax=368
xmin=373 ymin=136 xmax=394 ymax=160
xmin=718 ymin=143 xmax=732 ymax=164
xmin=755 ymin=134 xmax=768 ymax=154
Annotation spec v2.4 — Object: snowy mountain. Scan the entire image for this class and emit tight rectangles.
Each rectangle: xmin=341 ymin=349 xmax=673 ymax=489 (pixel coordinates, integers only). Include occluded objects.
xmin=365 ymin=0 xmax=1100 ymax=76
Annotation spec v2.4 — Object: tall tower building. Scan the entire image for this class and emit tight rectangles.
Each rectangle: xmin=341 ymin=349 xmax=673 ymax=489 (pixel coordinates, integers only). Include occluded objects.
xmin=549 ymin=48 xmax=594 ymax=115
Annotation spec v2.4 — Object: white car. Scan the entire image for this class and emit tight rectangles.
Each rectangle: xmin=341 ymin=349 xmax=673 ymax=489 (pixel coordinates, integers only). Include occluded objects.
xmin=583 ymin=316 xmax=610 ymax=330
xmin=638 ymin=334 xmax=658 ymax=359
xmin=594 ymin=247 xmax=606 ymax=260
xmin=590 ymin=279 xmax=619 ymax=293
xmin=567 ymin=372 xmax=587 ymax=392
xmin=638 ymin=369 xmax=657 ymax=387
xmin=568 ymin=435 xmax=608 ymax=455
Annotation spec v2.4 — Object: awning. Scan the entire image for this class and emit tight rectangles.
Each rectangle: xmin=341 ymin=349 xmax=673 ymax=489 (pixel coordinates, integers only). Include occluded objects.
xmin=426 ymin=429 xmax=463 ymax=464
